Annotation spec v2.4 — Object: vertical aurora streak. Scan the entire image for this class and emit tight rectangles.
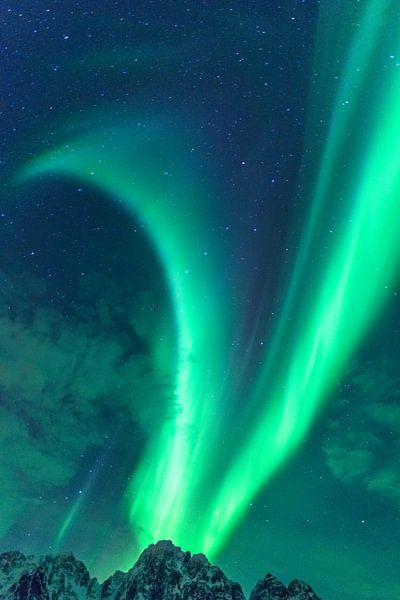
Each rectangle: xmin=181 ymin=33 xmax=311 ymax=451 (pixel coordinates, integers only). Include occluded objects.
xmin=16 ymin=0 xmax=400 ymax=570
xmin=200 ymin=0 xmax=400 ymax=554
xmin=245 ymin=0 xmax=392 ymax=417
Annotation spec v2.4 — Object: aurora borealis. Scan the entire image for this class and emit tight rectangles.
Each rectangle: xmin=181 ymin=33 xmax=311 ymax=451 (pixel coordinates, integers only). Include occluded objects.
xmin=1 ymin=2 xmax=400 ymax=599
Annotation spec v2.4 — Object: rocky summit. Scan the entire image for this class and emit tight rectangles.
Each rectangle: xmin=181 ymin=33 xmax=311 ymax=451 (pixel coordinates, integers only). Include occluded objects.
xmin=0 ymin=540 xmax=321 ymax=600
xmin=100 ymin=540 xmax=245 ymax=600
xmin=249 ymin=573 xmax=322 ymax=600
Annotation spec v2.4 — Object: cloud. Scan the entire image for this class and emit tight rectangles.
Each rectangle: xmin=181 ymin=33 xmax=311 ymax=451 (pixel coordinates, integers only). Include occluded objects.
xmin=366 ymin=402 xmax=400 ymax=433
xmin=365 ymin=466 xmax=400 ymax=498
xmin=323 ymin=434 xmax=378 ymax=483
xmin=322 ymin=363 xmax=400 ymax=504
xmin=0 ymin=270 xmax=175 ymax=538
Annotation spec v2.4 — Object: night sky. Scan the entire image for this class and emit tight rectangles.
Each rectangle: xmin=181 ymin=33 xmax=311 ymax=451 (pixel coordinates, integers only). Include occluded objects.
xmin=1 ymin=2 xmax=400 ymax=599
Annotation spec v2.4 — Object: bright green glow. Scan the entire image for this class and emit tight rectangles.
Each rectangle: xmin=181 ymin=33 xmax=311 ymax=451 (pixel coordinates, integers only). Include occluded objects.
xmin=18 ymin=121 xmax=231 ymax=552
xmin=250 ymin=0 xmax=390 ymax=412
xmin=200 ymin=1 xmax=400 ymax=555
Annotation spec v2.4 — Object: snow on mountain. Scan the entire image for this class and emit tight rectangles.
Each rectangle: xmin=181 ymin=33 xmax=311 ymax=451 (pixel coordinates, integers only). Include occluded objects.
xmin=101 ymin=540 xmax=245 ymax=600
xmin=0 ymin=551 xmax=99 ymax=600
xmin=0 ymin=540 xmax=321 ymax=600
xmin=249 ymin=572 xmax=322 ymax=600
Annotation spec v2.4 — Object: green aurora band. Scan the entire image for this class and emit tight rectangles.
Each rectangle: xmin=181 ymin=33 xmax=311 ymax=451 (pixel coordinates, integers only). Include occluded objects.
xmin=17 ymin=0 xmax=400 ymax=564
xmin=18 ymin=122 xmax=234 ymax=553
xmin=252 ymin=0 xmax=391 ymax=389
xmin=200 ymin=0 xmax=400 ymax=553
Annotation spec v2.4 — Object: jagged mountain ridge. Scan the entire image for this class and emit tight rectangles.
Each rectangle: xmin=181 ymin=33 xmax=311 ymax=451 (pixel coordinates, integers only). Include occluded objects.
xmin=0 ymin=540 xmax=321 ymax=600
xmin=249 ymin=572 xmax=321 ymax=600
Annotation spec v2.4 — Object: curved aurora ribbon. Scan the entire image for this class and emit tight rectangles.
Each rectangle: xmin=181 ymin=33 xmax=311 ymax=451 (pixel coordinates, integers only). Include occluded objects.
xmin=17 ymin=120 xmax=232 ymax=552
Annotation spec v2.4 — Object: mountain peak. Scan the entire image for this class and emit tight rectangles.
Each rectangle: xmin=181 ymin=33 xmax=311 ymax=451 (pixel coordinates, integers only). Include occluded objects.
xmin=287 ymin=578 xmax=322 ymax=599
xmin=250 ymin=573 xmax=287 ymax=600
xmin=250 ymin=572 xmax=321 ymax=600
xmin=138 ymin=539 xmax=188 ymax=561
xmin=137 ymin=539 xmax=210 ymax=568
xmin=116 ymin=538 xmax=243 ymax=600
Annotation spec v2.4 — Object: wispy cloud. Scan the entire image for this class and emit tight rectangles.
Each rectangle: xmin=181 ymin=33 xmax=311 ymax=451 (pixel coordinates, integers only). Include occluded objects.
xmin=323 ymin=363 xmax=400 ymax=504
xmin=0 ymin=270 xmax=174 ymax=538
